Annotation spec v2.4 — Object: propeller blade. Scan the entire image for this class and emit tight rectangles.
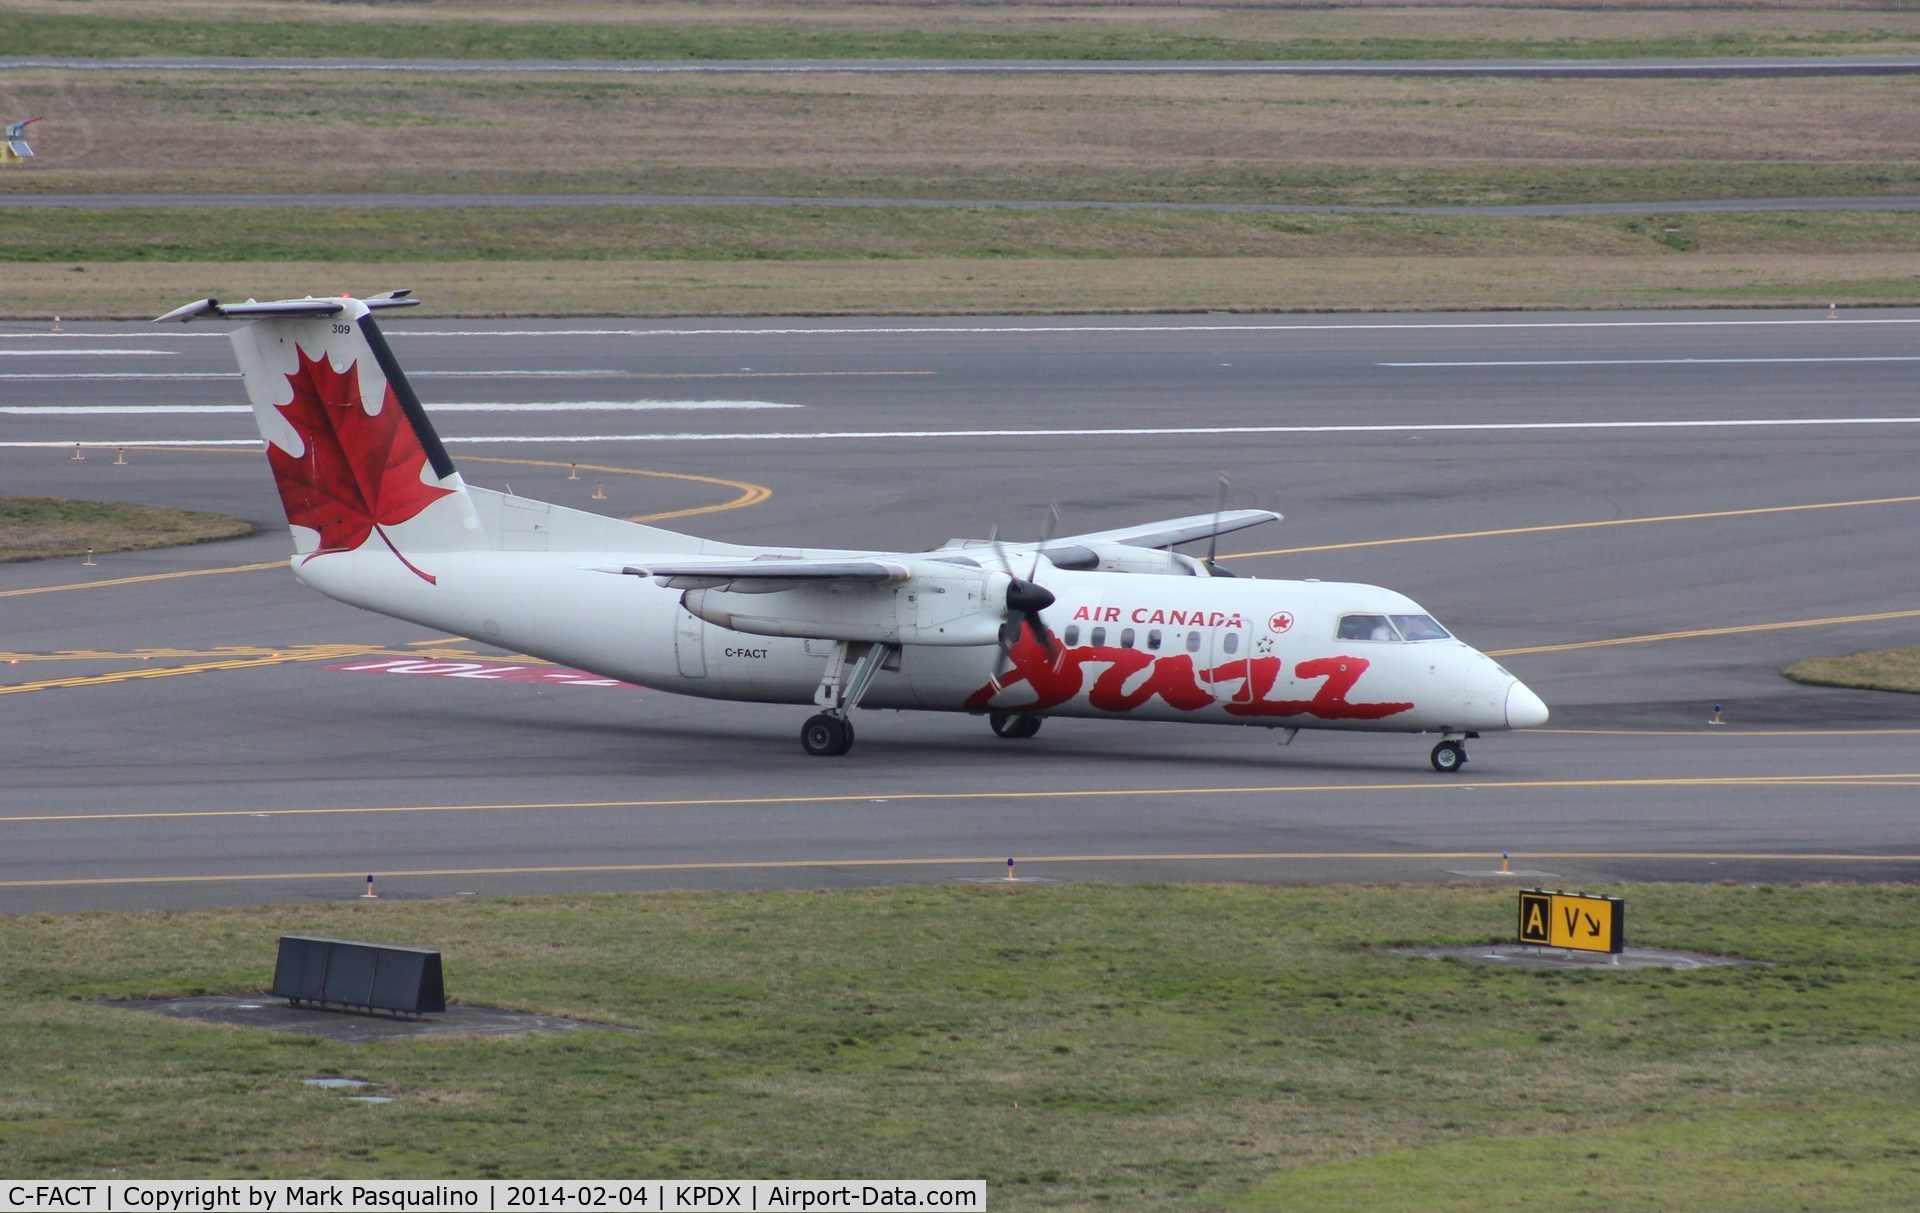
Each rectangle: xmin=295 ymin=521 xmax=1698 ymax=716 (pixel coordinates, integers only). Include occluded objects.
xmin=1028 ymin=502 xmax=1061 ymax=583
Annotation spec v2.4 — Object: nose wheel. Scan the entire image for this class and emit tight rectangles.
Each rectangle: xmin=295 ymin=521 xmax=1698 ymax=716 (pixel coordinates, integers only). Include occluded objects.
xmin=1430 ymin=740 xmax=1467 ymax=773
xmin=801 ymin=713 xmax=855 ymax=757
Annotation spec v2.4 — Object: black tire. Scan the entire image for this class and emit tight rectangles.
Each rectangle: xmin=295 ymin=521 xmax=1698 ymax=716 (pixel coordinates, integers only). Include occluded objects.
xmin=990 ymin=712 xmax=1043 ymax=740
xmin=1430 ymin=741 xmax=1466 ymax=773
xmin=801 ymin=713 xmax=853 ymax=757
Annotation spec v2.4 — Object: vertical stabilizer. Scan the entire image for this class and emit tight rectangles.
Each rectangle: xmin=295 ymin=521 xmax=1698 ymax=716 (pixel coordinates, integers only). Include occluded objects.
xmin=159 ymin=293 xmax=484 ymax=580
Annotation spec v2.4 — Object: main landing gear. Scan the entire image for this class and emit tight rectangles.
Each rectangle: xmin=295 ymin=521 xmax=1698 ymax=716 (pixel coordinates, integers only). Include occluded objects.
xmin=800 ymin=640 xmax=895 ymax=757
xmin=990 ymin=712 xmax=1043 ymax=740
xmin=801 ymin=713 xmax=854 ymax=757
xmin=1430 ymin=732 xmax=1477 ymax=774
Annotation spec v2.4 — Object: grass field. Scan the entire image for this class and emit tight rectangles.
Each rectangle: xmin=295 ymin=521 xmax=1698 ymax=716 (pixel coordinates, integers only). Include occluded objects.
xmin=4 ymin=5 xmax=1917 ymax=316
xmin=11 ymin=209 xmax=1920 ymax=318
xmin=0 ymin=496 xmax=254 ymax=562
xmin=18 ymin=252 xmax=1919 ymax=319
xmin=6 ymin=1 xmax=1917 ymax=63
xmin=3 ymin=884 xmax=1917 ymax=1209
xmin=1785 ymin=647 xmax=1920 ymax=694
xmin=8 ymin=71 xmax=1918 ymax=206
xmin=10 ymin=207 xmax=1920 ymax=264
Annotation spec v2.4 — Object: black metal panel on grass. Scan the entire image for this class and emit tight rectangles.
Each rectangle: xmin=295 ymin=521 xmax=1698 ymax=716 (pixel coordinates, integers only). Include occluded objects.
xmin=272 ymin=936 xmax=446 ymax=1017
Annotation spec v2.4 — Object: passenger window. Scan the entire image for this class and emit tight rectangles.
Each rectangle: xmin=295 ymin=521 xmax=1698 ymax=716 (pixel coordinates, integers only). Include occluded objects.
xmin=1186 ymin=631 xmax=1202 ymax=653
xmin=1120 ymin=627 xmax=1135 ymax=648
xmin=1337 ymin=614 xmax=1400 ymax=642
xmin=1391 ymin=614 xmax=1451 ymax=641
xmin=1147 ymin=629 xmax=1162 ymax=651
xmin=1064 ymin=625 xmax=1081 ymax=647
xmin=1091 ymin=626 xmax=1107 ymax=646
xmin=1223 ymin=632 xmax=1240 ymax=655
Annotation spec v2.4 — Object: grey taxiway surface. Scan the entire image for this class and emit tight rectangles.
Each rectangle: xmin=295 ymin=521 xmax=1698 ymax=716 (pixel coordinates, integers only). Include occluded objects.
xmin=3 ymin=308 xmax=1918 ymax=912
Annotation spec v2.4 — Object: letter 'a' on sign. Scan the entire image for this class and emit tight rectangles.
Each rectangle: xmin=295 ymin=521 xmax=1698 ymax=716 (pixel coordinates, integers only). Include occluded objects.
xmin=1518 ymin=891 xmax=1552 ymax=946
xmin=1516 ymin=889 xmax=1624 ymax=955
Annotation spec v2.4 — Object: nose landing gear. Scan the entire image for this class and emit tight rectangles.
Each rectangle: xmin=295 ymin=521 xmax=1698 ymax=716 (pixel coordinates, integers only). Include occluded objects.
xmin=1429 ymin=732 xmax=1475 ymax=773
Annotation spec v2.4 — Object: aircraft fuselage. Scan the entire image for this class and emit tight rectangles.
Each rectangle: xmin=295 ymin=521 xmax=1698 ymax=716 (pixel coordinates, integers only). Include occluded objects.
xmin=296 ymin=546 xmax=1542 ymax=735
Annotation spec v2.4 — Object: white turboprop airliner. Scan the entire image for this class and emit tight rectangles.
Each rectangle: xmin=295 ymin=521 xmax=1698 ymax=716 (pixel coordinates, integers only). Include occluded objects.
xmin=159 ymin=292 xmax=1548 ymax=770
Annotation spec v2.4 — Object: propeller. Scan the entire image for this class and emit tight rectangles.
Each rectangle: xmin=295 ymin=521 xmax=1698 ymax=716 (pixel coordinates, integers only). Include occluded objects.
xmin=987 ymin=508 xmax=1062 ymax=682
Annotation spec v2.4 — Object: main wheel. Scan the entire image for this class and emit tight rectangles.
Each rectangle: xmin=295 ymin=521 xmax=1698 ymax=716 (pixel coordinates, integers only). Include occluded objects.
xmin=990 ymin=712 xmax=1043 ymax=740
xmin=801 ymin=713 xmax=854 ymax=757
xmin=1430 ymin=740 xmax=1466 ymax=773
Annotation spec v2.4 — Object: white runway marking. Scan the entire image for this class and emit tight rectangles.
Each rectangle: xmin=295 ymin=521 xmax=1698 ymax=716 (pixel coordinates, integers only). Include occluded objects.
xmin=0 ymin=369 xmax=621 ymax=381
xmin=0 ymin=401 xmax=801 ymax=416
xmin=412 ymin=369 xmax=622 ymax=378
xmin=0 ymin=348 xmax=175 ymax=357
xmin=1383 ymin=356 xmax=1920 ymax=368
xmin=8 ymin=415 xmax=1920 ymax=449
xmin=381 ymin=317 xmax=1920 ymax=339
xmin=0 ymin=372 xmax=230 ymax=380
xmin=5 ymin=315 xmax=1920 ymax=343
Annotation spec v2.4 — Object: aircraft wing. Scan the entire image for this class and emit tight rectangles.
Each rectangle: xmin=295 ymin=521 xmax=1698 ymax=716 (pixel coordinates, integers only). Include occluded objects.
xmin=616 ymin=558 xmax=914 ymax=593
xmin=1050 ymin=509 xmax=1281 ymax=552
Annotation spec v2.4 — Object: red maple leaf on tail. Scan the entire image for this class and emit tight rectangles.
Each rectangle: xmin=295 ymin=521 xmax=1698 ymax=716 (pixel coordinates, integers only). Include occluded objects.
xmin=267 ymin=346 xmax=453 ymax=584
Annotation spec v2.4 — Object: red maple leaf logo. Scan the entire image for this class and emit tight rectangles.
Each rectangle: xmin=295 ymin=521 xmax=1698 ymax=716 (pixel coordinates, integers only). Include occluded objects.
xmin=267 ymin=346 xmax=452 ymax=584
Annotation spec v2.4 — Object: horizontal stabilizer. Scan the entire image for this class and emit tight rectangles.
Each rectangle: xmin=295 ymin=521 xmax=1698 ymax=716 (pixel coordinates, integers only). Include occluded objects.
xmin=154 ymin=291 xmax=418 ymax=324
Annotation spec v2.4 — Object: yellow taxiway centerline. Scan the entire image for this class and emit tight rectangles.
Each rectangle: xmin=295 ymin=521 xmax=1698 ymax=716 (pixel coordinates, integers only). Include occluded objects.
xmin=0 ymin=561 xmax=285 ymax=599
xmin=450 ymin=454 xmax=772 ymax=523
xmin=1490 ymin=608 xmax=1920 ymax=657
xmin=6 ymin=771 xmax=1918 ymax=826
xmin=0 ymin=645 xmax=371 ymax=695
xmin=3 ymin=848 xmax=1915 ymax=890
xmin=1230 ymin=493 xmax=1920 ymax=560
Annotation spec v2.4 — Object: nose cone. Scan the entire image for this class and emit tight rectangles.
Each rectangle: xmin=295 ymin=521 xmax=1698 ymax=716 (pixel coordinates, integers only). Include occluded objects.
xmin=1505 ymin=679 xmax=1550 ymax=729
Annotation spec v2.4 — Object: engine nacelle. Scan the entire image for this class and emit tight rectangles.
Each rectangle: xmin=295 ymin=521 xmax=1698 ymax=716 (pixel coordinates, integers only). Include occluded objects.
xmin=682 ymin=571 xmax=1008 ymax=646
xmin=1046 ymin=541 xmax=1208 ymax=577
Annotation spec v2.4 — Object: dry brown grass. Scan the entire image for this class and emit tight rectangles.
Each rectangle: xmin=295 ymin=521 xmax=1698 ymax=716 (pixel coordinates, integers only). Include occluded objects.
xmin=0 ymin=496 xmax=253 ymax=562
xmin=4 ymin=69 xmax=1917 ymax=205
xmin=1785 ymin=647 xmax=1920 ymax=694
xmin=16 ymin=251 xmax=1917 ymax=319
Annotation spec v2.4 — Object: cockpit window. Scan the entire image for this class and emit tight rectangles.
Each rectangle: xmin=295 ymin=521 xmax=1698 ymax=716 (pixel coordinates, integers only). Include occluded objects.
xmin=1337 ymin=614 xmax=1401 ymax=642
xmin=1391 ymin=614 xmax=1451 ymax=641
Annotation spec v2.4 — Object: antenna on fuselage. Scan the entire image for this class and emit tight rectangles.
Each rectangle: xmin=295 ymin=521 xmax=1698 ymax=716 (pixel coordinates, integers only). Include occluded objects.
xmin=1204 ymin=472 xmax=1235 ymax=578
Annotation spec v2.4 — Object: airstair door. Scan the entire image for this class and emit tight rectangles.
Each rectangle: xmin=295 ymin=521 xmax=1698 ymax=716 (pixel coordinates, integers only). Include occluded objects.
xmin=675 ymin=606 xmax=706 ymax=678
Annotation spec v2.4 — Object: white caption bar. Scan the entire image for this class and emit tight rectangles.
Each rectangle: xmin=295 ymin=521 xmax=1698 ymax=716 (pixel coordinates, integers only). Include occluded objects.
xmin=0 ymin=1182 xmax=983 ymax=1213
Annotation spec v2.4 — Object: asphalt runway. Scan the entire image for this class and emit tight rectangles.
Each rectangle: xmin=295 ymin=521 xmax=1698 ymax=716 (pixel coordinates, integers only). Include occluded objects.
xmin=4 ymin=307 xmax=1919 ymax=913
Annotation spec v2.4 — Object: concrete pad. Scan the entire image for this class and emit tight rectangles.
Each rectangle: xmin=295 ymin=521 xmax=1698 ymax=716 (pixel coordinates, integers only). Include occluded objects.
xmin=102 ymin=995 xmax=634 ymax=1044
xmin=1388 ymin=944 xmax=1764 ymax=971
